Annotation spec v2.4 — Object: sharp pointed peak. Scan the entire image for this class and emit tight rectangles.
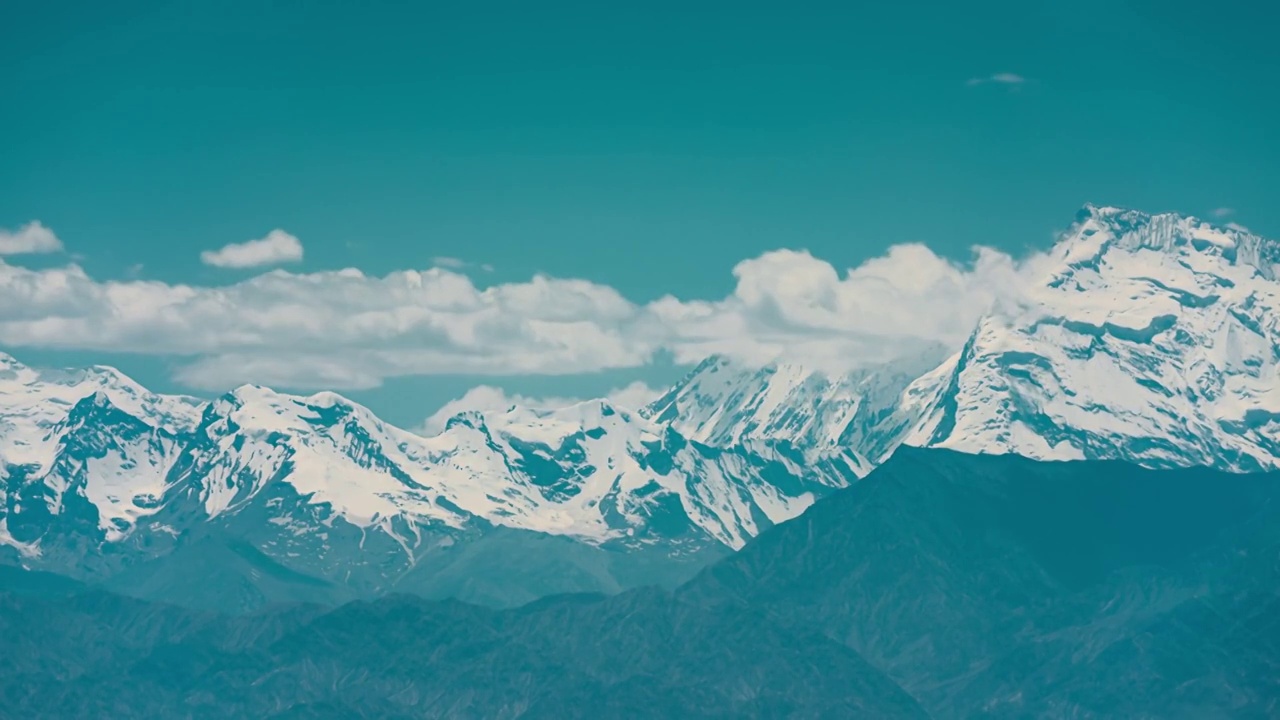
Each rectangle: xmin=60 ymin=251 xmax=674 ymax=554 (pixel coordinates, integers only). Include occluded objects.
xmin=63 ymin=390 xmax=130 ymax=424
xmin=443 ymin=410 xmax=489 ymax=432
xmin=82 ymin=389 xmax=114 ymax=404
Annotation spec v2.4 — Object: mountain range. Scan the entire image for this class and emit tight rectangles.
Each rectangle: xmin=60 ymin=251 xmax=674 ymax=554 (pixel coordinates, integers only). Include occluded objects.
xmin=4 ymin=449 xmax=1276 ymax=718
xmin=0 ymin=356 xmax=850 ymax=608
xmin=5 ymin=204 xmax=1280 ymax=611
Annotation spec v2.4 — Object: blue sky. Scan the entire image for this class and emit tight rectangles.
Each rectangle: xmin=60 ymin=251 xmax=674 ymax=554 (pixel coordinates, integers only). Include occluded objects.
xmin=2 ymin=0 xmax=1277 ymax=428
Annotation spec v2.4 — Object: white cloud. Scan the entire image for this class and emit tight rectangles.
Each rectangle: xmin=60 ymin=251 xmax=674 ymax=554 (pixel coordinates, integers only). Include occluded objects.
xmin=417 ymin=381 xmax=663 ymax=435
xmin=605 ymin=381 xmax=664 ymax=411
xmin=0 ymin=260 xmax=648 ymax=389
xmin=650 ymin=244 xmax=1041 ymax=369
xmin=200 ymin=229 xmax=303 ymax=269
xmin=430 ymin=256 xmax=494 ymax=272
xmin=0 ymin=221 xmax=63 ymax=256
xmin=966 ymin=72 xmax=1027 ymax=87
xmin=1212 ymin=207 xmax=1236 ymax=218
xmin=418 ymin=386 xmax=580 ymax=434
xmin=0 ymin=223 xmax=1048 ymax=391
xmin=1227 ymin=222 xmax=1251 ymax=233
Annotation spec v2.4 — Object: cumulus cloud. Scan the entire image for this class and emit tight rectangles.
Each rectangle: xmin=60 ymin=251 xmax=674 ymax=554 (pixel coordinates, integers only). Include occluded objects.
xmin=966 ymin=72 xmax=1027 ymax=87
xmin=0 ymin=224 xmax=1048 ymax=391
xmin=417 ymin=381 xmax=663 ymax=435
xmin=605 ymin=381 xmax=664 ymax=411
xmin=0 ymin=221 xmax=63 ymax=256
xmin=0 ymin=260 xmax=648 ymax=390
xmin=651 ymin=244 xmax=1041 ymax=369
xmin=200 ymin=229 xmax=303 ymax=269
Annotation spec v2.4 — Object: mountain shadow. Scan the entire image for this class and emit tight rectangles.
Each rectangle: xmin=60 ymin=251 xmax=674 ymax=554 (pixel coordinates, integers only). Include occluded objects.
xmin=681 ymin=447 xmax=1280 ymax=718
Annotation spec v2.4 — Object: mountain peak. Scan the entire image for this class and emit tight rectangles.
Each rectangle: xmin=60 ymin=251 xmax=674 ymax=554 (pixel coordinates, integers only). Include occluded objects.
xmin=904 ymin=206 xmax=1280 ymax=471
xmin=75 ymin=389 xmax=115 ymax=411
xmin=443 ymin=409 xmax=489 ymax=432
xmin=226 ymin=383 xmax=277 ymax=402
xmin=304 ymin=390 xmax=353 ymax=408
xmin=85 ymin=363 xmax=133 ymax=384
xmin=1058 ymin=204 xmax=1278 ymax=279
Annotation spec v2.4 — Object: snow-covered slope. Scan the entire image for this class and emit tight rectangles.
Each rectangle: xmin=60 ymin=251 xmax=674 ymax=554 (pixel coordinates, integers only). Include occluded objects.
xmin=0 ymin=352 xmax=201 ymax=471
xmin=0 ymin=355 xmax=202 ymax=559
xmin=644 ymin=350 xmax=947 ymax=471
xmin=161 ymin=385 xmax=830 ymax=552
xmin=902 ymin=205 xmax=1280 ymax=471
xmin=0 ymin=353 xmax=850 ymax=587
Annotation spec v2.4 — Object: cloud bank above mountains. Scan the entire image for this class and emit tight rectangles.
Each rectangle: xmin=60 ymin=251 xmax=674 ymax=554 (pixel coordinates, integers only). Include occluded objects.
xmin=0 ymin=223 xmax=1049 ymax=391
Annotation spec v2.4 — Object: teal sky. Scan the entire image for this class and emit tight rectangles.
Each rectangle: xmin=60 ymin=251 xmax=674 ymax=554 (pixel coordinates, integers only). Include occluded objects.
xmin=2 ymin=0 xmax=1278 ymax=427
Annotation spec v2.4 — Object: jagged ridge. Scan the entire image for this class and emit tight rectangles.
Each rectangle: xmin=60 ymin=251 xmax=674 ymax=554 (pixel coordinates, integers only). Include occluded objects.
xmin=0 ymin=352 xmax=851 ymax=597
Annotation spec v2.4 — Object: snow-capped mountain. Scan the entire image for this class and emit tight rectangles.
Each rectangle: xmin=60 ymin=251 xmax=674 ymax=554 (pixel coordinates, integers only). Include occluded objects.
xmin=648 ymin=205 xmax=1280 ymax=476
xmin=0 ymin=356 xmax=202 ymax=558
xmin=644 ymin=349 xmax=949 ymax=469
xmin=902 ymin=204 xmax=1280 ymax=471
xmin=0 ymin=353 xmax=201 ymax=472
xmin=168 ymin=384 xmax=830 ymax=550
xmin=647 ymin=204 xmax=1280 ymax=476
xmin=0 ymin=351 xmax=849 ymax=593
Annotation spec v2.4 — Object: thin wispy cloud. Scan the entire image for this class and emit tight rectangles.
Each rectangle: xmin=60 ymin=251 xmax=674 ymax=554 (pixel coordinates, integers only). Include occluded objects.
xmin=966 ymin=72 xmax=1028 ymax=87
xmin=1227 ymin=222 xmax=1251 ymax=233
xmin=200 ymin=229 xmax=304 ymax=269
xmin=1213 ymin=207 xmax=1236 ymax=218
xmin=433 ymin=256 xmax=495 ymax=272
xmin=0 ymin=221 xmax=63 ymax=256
